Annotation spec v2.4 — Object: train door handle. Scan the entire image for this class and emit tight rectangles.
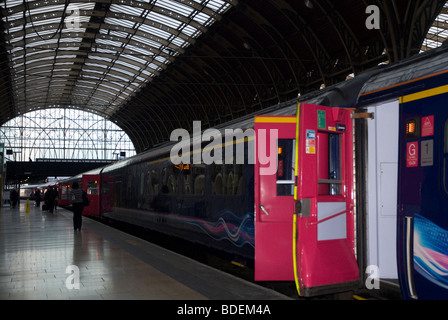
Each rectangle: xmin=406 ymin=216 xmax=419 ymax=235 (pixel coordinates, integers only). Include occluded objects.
xmin=260 ymin=205 xmax=270 ymax=216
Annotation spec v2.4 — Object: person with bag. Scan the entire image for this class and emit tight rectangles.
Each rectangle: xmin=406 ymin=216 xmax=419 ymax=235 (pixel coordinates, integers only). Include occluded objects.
xmin=70 ymin=182 xmax=86 ymax=232
xmin=34 ymin=189 xmax=41 ymax=208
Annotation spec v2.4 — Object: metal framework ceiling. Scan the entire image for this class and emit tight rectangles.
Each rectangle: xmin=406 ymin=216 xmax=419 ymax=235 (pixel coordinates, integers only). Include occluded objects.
xmin=0 ymin=0 xmax=447 ymax=153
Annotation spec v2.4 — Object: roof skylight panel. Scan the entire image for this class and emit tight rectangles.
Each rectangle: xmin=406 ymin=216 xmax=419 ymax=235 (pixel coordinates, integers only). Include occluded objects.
xmin=89 ymin=55 xmax=114 ymax=64
xmin=94 ymin=47 xmax=117 ymax=55
xmin=96 ymin=84 xmax=121 ymax=95
xmin=27 ymin=4 xmax=65 ymax=16
xmin=201 ymin=0 xmax=225 ymax=12
xmin=96 ymin=37 xmax=125 ymax=49
xmin=131 ymin=34 xmax=163 ymax=50
xmin=114 ymin=58 xmax=143 ymax=72
xmin=2 ymin=0 xmax=23 ymax=9
xmin=83 ymin=64 xmax=108 ymax=75
xmin=109 ymin=3 xmax=145 ymax=16
xmin=146 ymin=11 xmax=182 ymax=29
xmin=158 ymin=0 xmax=195 ymax=17
xmin=138 ymin=24 xmax=172 ymax=41
xmin=181 ymin=24 xmax=199 ymax=37
xmin=119 ymin=53 xmax=148 ymax=67
xmin=122 ymin=42 xmax=154 ymax=58
xmin=26 ymin=37 xmax=59 ymax=48
xmin=109 ymin=65 xmax=137 ymax=79
xmin=26 ymin=55 xmax=57 ymax=65
xmin=108 ymin=30 xmax=130 ymax=39
xmin=193 ymin=12 xmax=214 ymax=26
xmin=170 ymin=36 xmax=187 ymax=48
xmin=104 ymin=17 xmax=136 ymax=31
xmin=27 ymin=15 xmax=62 ymax=28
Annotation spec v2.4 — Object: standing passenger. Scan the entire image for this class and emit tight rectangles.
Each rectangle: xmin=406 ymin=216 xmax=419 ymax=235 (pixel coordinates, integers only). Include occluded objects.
xmin=53 ymin=188 xmax=59 ymax=212
xmin=35 ymin=189 xmax=41 ymax=208
xmin=10 ymin=189 xmax=18 ymax=208
xmin=70 ymin=182 xmax=84 ymax=231
xmin=44 ymin=186 xmax=56 ymax=213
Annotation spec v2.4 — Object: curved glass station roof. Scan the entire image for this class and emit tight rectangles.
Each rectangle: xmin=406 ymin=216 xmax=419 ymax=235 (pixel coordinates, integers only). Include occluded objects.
xmin=422 ymin=3 xmax=448 ymax=51
xmin=0 ymin=0 xmax=447 ymax=155
xmin=1 ymin=0 xmax=236 ymax=119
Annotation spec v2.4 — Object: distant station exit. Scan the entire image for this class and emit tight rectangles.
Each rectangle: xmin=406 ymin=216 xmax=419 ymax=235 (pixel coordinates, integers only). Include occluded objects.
xmin=254 ymin=103 xmax=359 ymax=297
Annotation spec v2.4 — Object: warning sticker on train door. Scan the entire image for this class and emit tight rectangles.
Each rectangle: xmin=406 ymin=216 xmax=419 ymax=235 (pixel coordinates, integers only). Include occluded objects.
xmin=306 ymin=130 xmax=316 ymax=154
xmin=421 ymin=116 xmax=434 ymax=137
xmin=407 ymin=142 xmax=418 ymax=168
xmin=421 ymin=140 xmax=434 ymax=167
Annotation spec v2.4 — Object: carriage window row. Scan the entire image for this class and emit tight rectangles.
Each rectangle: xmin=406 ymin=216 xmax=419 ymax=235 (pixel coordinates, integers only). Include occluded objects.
xmin=137 ymin=163 xmax=245 ymax=197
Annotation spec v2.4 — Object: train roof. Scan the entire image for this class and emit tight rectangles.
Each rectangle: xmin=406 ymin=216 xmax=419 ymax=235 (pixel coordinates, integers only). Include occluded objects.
xmin=295 ymin=43 xmax=448 ymax=108
xmin=359 ymin=43 xmax=448 ymax=104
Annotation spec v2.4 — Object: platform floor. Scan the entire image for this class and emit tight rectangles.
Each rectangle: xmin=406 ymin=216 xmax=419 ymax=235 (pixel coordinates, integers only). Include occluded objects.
xmin=0 ymin=201 xmax=290 ymax=300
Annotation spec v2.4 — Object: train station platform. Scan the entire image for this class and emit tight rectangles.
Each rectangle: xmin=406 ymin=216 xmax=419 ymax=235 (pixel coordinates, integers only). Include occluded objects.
xmin=0 ymin=201 xmax=291 ymax=301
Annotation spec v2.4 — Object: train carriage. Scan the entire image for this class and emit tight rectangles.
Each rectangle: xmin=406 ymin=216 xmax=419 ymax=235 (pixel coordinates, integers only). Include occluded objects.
xmin=58 ymin=168 xmax=104 ymax=216
xmin=68 ymin=45 xmax=448 ymax=299
xmin=358 ymin=46 xmax=448 ymax=299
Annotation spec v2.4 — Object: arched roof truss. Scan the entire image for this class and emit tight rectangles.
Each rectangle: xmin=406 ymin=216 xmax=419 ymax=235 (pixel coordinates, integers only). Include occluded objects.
xmin=0 ymin=0 xmax=447 ymax=153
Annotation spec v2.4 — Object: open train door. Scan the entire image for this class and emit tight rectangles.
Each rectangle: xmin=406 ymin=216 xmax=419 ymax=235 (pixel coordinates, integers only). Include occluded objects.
xmin=294 ymin=103 xmax=359 ymax=296
xmin=254 ymin=116 xmax=297 ymax=281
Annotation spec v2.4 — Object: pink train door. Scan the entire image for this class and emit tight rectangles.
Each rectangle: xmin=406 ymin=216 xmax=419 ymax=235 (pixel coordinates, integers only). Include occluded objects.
xmin=294 ymin=103 xmax=359 ymax=296
xmin=254 ymin=116 xmax=297 ymax=281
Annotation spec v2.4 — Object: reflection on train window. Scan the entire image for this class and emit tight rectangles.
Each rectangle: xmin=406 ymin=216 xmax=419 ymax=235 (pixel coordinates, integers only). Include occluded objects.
xmin=277 ymin=139 xmax=295 ymax=196
xmin=140 ymin=172 xmax=145 ymax=196
xmin=150 ymin=169 xmax=159 ymax=195
xmin=183 ymin=170 xmax=192 ymax=195
xmin=182 ymin=165 xmax=205 ymax=195
xmin=211 ymin=162 xmax=244 ymax=196
xmin=161 ymin=165 xmax=179 ymax=194
xmin=87 ymin=180 xmax=98 ymax=195
xmin=61 ymin=185 xmax=68 ymax=198
xmin=211 ymin=164 xmax=224 ymax=195
xmin=102 ymin=180 xmax=110 ymax=195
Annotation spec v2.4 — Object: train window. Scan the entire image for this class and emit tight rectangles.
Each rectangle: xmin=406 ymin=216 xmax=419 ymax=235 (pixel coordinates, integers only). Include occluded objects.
xmin=102 ymin=180 xmax=110 ymax=195
xmin=193 ymin=165 xmax=206 ymax=195
xmin=167 ymin=174 xmax=178 ymax=194
xmin=87 ymin=180 xmax=98 ymax=195
xmin=61 ymin=185 xmax=68 ymax=196
xmin=140 ymin=172 xmax=145 ymax=196
xmin=183 ymin=170 xmax=193 ymax=195
xmin=225 ymin=163 xmax=244 ymax=195
xmin=211 ymin=164 xmax=224 ymax=195
xmin=210 ymin=162 xmax=244 ymax=196
xmin=161 ymin=165 xmax=179 ymax=194
xmin=277 ymin=139 xmax=295 ymax=196
xmin=182 ymin=165 xmax=206 ymax=195
xmin=318 ymin=133 xmax=342 ymax=196
xmin=150 ymin=169 xmax=159 ymax=195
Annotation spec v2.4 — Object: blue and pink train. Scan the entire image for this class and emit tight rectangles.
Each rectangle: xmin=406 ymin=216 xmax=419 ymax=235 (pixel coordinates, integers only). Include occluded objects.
xmin=57 ymin=45 xmax=448 ymax=299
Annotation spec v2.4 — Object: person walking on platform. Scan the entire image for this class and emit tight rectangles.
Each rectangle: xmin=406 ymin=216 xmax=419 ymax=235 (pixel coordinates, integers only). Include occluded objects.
xmin=34 ymin=189 xmax=41 ymax=208
xmin=70 ymin=182 xmax=84 ymax=231
xmin=10 ymin=189 xmax=18 ymax=208
xmin=53 ymin=188 xmax=59 ymax=212
xmin=44 ymin=186 xmax=56 ymax=213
